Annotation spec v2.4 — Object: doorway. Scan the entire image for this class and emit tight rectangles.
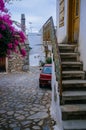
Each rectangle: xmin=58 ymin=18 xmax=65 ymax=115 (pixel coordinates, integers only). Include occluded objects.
xmin=68 ymin=0 xmax=80 ymax=43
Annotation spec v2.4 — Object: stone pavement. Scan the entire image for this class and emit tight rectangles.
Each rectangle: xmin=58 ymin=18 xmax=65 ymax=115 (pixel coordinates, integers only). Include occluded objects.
xmin=0 ymin=67 xmax=55 ymax=130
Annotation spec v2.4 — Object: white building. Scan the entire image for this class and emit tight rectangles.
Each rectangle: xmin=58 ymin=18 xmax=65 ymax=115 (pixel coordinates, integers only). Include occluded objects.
xmin=56 ymin=0 xmax=86 ymax=70
xmin=28 ymin=33 xmax=45 ymax=66
xmin=55 ymin=0 xmax=86 ymax=129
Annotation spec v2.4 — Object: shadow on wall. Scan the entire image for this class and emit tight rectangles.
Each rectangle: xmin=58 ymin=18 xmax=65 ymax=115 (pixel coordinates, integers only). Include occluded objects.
xmin=58 ymin=36 xmax=68 ymax=44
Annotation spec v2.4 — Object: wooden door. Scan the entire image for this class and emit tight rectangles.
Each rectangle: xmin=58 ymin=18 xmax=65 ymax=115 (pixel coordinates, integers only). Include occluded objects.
xmin=68 ymin=0 xmax=80 ymax=42
xmin=0 ymin=57 xmax=6 ymax=72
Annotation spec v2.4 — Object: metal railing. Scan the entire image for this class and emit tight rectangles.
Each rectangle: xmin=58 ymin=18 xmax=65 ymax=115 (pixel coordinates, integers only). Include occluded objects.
xmin=43 ymin=16 xmax=62 ymax=98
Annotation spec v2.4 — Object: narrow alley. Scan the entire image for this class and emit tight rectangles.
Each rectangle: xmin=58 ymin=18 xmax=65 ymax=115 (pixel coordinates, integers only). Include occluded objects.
xmin=0 ymin=67 xmax=55 ymax=130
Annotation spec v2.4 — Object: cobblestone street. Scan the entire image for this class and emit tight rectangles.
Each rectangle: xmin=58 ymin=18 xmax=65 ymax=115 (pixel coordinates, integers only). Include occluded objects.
xmin=0 ymin=67 xmax=54 ymax=130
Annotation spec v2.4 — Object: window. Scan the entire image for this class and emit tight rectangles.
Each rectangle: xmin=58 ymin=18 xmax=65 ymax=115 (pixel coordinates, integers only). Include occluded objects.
xmin=59 ymin=0 xmax=64 ymax=27
xmin=42 ymin=66 xmax=52 ymax=74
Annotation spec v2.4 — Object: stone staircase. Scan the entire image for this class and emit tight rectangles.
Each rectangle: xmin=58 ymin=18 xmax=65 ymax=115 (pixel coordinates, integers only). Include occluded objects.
xmin=59 ymin=43 xmax=86 ymax=130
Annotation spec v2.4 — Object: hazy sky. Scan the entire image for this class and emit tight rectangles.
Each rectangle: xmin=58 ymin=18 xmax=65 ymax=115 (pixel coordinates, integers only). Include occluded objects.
xmin=7 ymin=0 xmax=56 ymax=33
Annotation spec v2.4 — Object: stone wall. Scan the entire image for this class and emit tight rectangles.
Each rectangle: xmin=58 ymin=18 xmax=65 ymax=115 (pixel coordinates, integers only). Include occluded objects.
xmin=22 ymin=43 xmax=29 ymax=71
xmin=8 ymin=38 xmax=29 ymax=72
xmin=8 ymin=54 xmax=24 ymax=72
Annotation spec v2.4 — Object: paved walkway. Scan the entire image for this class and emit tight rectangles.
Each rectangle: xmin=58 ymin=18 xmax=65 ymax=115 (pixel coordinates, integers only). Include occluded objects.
xmin=0 ymin=67 xmax=55 ymax=130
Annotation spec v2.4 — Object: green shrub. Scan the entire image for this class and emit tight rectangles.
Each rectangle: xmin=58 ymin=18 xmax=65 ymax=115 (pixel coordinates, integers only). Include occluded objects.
xmin=46 ymin=57 xmax=52 ymax=64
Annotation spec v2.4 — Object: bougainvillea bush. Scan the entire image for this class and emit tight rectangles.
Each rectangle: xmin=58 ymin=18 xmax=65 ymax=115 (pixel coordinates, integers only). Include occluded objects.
xmin=0 ymin=0 xmax=26 ymax=58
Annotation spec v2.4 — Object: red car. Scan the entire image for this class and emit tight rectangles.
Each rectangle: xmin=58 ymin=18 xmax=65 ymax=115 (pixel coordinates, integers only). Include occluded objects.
xmin=39 ymin=64 xmax=52 ymax=88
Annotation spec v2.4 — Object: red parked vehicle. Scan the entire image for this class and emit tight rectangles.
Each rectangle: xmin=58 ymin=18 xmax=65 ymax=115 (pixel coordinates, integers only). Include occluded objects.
xmin=39 ymin=64 xmax=52 ymax=88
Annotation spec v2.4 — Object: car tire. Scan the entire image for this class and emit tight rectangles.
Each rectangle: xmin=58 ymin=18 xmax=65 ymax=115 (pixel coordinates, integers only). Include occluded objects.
xmin=39 ymin=83 xmax=42 ymax=88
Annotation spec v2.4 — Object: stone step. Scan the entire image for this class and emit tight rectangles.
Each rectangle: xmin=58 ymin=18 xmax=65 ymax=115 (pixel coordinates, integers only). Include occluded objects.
xmin=60 ymin=53 xmax=79 ymax=62
xmin=59 ymin=44 xmax=77 ymax=52
xmin=59 ymin=48 xmax=75 ymax=53
xmin=59 ymin=43 xmax=77 ymax=47
xmin=62 ymin=71 xmax=85 ymax=80
xmin=62 ymin=91 xmax=86 ymax=104
xmin=62 ymin=62 xmax=83 ymax=71
xmin=60 ymin=53 xmax=79 ymax=58
xmin=62 ymin=80 xmax=86 ymax=84
xmin=63 ymin=120 xmax=86 ymax=130
xmin=61 ymin=104 xmax=86 ymax=120
xmin=60 ymin=52 xmax=79 ymax=56
xmin=62 ymin=80 xmax=86 ymax=91
xmin=59 ymin=43 xmax=77 ymax=53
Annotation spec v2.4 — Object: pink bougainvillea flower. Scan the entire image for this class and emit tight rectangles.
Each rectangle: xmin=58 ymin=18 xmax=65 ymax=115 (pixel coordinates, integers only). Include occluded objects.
xmin=8 ymin=43 xmax=13 ymax=49
xmin=18 ymin=31 xmax=26 ymax=43
xmin=0 ymin=24 xmax=6 ymax=30
xmin=0 ymin=0 xmax=5 ymax=12
xmin=0 ymin=33 xmax=3 ymax=38
xmin=9 ymin=26 xmax=15 ymax=33
xmin=13 ymin=49 xmax=19 ymax=54
xmin=0 ymin=0 xmax=8 ymax=13
xmin=2 ymin=14 xmax=12 ymax=25
xmin=0 ymin=0 xmax=27 ymax=57
xmin=0 ymin=15 xmax=12 ymax=27
xmin=21 ymin=49 xmax=26 ymax=57
xmin=14 ymin=40 xmax=19 ymax=46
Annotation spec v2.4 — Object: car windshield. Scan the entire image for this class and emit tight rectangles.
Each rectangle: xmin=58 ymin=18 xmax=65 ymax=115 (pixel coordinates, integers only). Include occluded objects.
xmin=42 ymin=66 xmax=52 ymax=74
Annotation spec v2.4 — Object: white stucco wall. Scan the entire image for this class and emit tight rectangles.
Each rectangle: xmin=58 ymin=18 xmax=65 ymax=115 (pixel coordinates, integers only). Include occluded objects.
xmin=79 ymin=0 xmax=86 ymax=70
xmin=56 ymin=0 xmax=68 ymax=43
xmin=56 ymin=0 xmax=86 ymax=70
